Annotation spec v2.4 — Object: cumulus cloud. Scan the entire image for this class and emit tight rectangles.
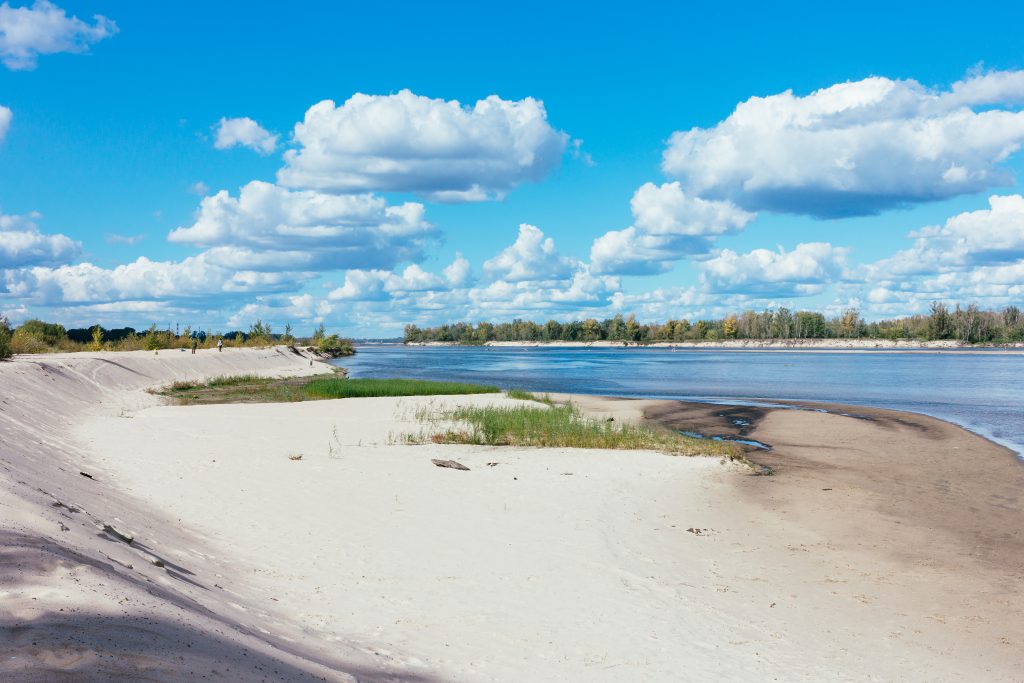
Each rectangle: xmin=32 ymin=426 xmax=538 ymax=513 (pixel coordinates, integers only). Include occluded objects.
xmin=483 ymin=224 xmax=576 ymax=282
xmin=4 ymin=253 xmax=310 ymax=306
xmin=213 ymin=117 xmax=278 ymax=155
xmin=0 ymin=211 xmax=80 ymax=267
xmin=0 ymin=105 xmax=10 ymax=141
xmin=329 ymin=254 xmax=474 ymax=302
xmin=278 ymin=89 xmax=568 ymax=201
xmin=858 ymin=195 xmax=1024 ymax=313
xmin=226 ymin=293 xmax=333 ymax=328
xmin=168 ymin=181 xmax=436 ymax=271
xmin=868 ymin=194 xmax=1024 ymax=277
xmin=700 ymin=242 xmax=850 ymax=296
xmin=591 ymin=182 xmax=755 ymax=274
xmin=662 ymin=70 xmax=1024 ymax=217
xmin=0 ymin=0 xmax=117 ymax=70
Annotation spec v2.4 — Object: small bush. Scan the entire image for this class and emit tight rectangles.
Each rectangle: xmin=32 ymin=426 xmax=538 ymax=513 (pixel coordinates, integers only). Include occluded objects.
xmin=316 ymin=334 xmax=355 ymax=357
xmin=10 ymin=319 xmax=70 ymax=353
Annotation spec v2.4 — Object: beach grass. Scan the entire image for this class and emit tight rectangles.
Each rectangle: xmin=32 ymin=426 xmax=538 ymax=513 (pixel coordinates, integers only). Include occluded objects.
xmin=413 ymin=402 xmax=740 ymax=457
xmin=304 ymin=377 xmax=498 ymax=399
xmin=506 ymin=388 xmax=554 ymax=405
xmin=158 ymin=374 xmax=499 ymax=405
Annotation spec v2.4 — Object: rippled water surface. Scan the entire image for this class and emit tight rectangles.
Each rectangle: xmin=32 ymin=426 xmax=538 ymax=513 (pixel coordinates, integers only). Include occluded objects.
xmin=337 ymin=345 xmax=1024 ymax=455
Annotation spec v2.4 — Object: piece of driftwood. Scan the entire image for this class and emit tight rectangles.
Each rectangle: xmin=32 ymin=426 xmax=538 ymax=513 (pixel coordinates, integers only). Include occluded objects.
xmin=431 ymin=458 xmax=470 ymax=471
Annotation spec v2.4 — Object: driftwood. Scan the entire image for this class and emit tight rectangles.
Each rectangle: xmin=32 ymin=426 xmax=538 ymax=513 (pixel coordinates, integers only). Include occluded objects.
xmin=431 ymin=458 xmax=470 ymax=471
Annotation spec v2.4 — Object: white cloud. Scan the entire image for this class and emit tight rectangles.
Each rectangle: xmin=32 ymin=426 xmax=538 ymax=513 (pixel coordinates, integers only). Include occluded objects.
xmin=188 ymin=180 xmax=209 ymax=196
xmin=857 ymin=195 xmax=1024 ymax=313
xmin=0 ymin=0 xmax=117 ymax=70
xmin=570 ymin=138 xmax=594 ymax=167
xmin=0 ymin=211 xmax=80 ymax=267
xmin=0 ymin=105 xmax=10 ymax=141
xmin=869 ymin=194 xmax=1024 ymax=277
xmin=483 ymin=224 xmax=577 ymax=282
xmin=278 ymin=89 xmax=568 ymax=201
xmin=443 ymin=252 xmax=472 ymax=287
xmin=590 ymin=182 xmax=755 ymax=274
xmin=700 ymin=242 xmax=850 ymax=296
xmin=169 ymin=180 xmax=436 ymax=271
xmin=4 ymin=253 xmax=310 ymax=306
xmin=329 ymin=254 xmax=473 ymax=302
xmin=213 ymin=117 xmax=278 ymax=155
xmin=226 ymin=293 xmax=333 ymax=329
xmin=663 ymin=71 xmax=1024 ymax=217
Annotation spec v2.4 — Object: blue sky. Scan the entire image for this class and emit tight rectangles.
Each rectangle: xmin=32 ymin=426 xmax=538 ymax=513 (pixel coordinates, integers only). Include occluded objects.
xmin=1 ymin=1 xmax=1024 ymax=335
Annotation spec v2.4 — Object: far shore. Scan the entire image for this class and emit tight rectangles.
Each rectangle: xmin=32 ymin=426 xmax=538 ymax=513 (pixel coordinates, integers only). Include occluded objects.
xmin=405 ymin=338 xmax=1024 ymax=352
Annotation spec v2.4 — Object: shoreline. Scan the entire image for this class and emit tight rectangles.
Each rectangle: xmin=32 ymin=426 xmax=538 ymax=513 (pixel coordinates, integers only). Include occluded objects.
xmin=2 ymin=349 xmax=1022 ymax=680
xmin=404 ymin=339 xmax=1024 ymax=353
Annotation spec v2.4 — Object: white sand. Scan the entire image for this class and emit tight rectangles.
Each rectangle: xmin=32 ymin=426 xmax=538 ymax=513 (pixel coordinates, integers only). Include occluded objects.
xmin=2 ymin=348 xmax=1019 ymax=681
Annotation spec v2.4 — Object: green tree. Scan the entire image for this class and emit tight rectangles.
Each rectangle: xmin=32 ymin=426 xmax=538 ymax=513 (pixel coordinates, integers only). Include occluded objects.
xmin=0 ymin=316 xmax=12 ymax=360
xmin=928 ymin=301 xmax=951 ymax=339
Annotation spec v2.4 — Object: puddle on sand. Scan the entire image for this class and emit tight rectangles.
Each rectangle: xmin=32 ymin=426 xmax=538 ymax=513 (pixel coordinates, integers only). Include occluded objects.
xmin=680 ymin=430 xmax=772 ymax=451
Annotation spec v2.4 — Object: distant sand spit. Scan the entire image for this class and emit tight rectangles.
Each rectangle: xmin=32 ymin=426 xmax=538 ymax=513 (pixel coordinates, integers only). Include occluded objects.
xmin=2 ymin=350 xmax=1022 ymax=681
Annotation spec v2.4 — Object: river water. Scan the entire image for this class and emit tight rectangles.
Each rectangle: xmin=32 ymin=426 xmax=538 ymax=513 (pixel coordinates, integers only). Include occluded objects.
xmin=336 ymin=345 xmax=1024 ymax=456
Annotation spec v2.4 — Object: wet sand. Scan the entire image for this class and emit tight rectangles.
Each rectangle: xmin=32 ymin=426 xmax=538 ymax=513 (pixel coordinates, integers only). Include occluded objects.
xmin=567 ymin=393 xmax=1024 ymax=676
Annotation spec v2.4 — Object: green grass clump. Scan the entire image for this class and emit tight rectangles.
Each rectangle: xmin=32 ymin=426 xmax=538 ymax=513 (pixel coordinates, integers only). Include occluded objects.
xmin=304 ymin=377 xmax=499 ymax=399
xmin=418 ymin=402 xmax=738 ymax=457
xmin=506 ymin=389 xmax=554 ymax=405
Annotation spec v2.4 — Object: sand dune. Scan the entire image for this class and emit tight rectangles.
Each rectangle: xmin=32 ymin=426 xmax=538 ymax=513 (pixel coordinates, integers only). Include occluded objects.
xmin=2 ymin=349 xmax=1022 ymax=681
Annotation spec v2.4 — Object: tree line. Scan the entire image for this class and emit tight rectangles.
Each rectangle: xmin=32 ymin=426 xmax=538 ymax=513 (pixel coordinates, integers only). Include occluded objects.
xmin=404 ymin=303 xmax=1024 ymax=345
xmin=0 ymin=318 xmax=354 ymax=360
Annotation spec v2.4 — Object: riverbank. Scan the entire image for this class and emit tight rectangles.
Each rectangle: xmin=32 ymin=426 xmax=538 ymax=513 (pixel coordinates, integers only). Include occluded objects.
xmin=407 ymin=339 xmax=1024 ymax=351
xmin=2 ymin=349 xmax=1021 ymax=680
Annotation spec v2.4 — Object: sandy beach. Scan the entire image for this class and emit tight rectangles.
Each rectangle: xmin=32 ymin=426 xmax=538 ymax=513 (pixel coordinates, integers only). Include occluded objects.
xmin=2 ymin=349 xmax=1022 ymax=681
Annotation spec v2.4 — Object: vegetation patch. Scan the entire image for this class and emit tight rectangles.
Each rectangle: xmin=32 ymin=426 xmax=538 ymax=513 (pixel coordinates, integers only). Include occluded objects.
xmin=157 ymin=375 xmax=498 ymax=405
xmin=506 ymin=389 xmax=554 ymax=405
xmin=159 ymin=374 xmax=310 ymax=405
xmin=0 ymin=316 xmax=11 ymax=361
xmin=304 ymin=377 xmax=498 ymax=399
xmin=410 ymin=402 xmax=740 ymax=457
xmin=0 ymin=317 xmax=355 ymax=356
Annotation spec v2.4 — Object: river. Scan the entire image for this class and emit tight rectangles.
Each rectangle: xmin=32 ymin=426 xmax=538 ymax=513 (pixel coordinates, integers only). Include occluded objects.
xmin=337 ymin=345 xmax=1024 ymax=456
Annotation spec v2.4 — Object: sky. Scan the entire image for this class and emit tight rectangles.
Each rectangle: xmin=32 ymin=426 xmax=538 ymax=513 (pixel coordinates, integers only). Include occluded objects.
xmin=1 ymin=1 xmax=1023 ymax=336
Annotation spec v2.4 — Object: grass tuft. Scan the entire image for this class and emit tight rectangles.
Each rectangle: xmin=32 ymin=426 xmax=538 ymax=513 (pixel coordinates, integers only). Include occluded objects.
xmin=506 ymin=389 xmax=554 ymax=405
xmin=415 ymin=402 xmax=739 ymax=457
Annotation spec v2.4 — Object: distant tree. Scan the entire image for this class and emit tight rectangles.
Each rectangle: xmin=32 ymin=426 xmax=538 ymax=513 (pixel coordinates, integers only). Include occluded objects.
xmin=313 ymin=323 xmax=328 ymax=346
xmin=838 ymin=308 xmax=862 ymax=338
xmin=928 ymin=301 xmax=951 ymax=340
xmin=723 ymin=315 xmax=738 ymax=338
xmin=0 ymin=316 xmax=11 ymax=360
xmin=90 ymin=325 xmax=104 ymax=351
